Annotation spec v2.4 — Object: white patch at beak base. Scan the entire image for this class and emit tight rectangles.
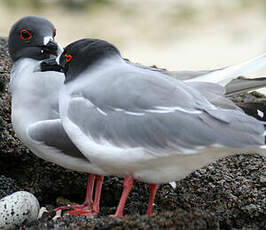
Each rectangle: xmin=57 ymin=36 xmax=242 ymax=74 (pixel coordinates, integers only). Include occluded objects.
xmin=43 ymin=36 xmax=53 ymax=45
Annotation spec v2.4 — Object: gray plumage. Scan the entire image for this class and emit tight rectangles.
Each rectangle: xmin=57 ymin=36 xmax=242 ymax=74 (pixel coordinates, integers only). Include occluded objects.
xmin=128 ymin=60 xmax=225 ymax=80
xmin=28 ymin=119 xmax=88 ymax=160
xmin=129 ymin=61 xmax=266 ymax=95
xmin=66 ymin=64 xmax=264 ymax=154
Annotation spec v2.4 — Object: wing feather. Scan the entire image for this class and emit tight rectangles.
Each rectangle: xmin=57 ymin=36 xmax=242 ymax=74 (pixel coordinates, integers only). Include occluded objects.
xmin=28 ymin=119 xmax=88 ymax=160
xmin=66 ymin=64 xmax=265 ymax=157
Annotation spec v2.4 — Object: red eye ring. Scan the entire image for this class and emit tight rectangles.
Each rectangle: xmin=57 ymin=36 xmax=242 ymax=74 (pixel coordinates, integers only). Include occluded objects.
xmin=19 ymin=29 xmax=32 ymax=41
xmin=65 ymin=54 xmax=73 ymax=63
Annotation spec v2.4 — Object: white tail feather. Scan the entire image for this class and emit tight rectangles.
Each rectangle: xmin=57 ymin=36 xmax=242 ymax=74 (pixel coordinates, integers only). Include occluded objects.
xmin=186 ymin=53 xmax=266 ymax=86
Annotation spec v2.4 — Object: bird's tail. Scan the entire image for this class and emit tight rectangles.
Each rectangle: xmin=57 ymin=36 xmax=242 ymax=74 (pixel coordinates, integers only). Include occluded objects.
xmin=187 ymin=53 xmax=266 ymax=87
xmin=225 ymin=77 xmax=266 ymax=96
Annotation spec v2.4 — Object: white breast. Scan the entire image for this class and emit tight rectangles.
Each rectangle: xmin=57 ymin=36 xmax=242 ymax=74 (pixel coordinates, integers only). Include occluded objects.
xmin=10 ymin=58 xmax=64 ymax=128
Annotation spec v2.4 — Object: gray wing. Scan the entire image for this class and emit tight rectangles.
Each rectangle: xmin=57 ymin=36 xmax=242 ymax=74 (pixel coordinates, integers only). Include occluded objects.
xmin=168 ymin=69 xmax=226 ymax=80
xmin=127 ymin=60 xmax=225 ymax=80
xmin=186 ymin=81 xmax=241 ymax=110
xmin=28 ymin=119 xmax=88 ymax=160
xmin=128 ymin=61 xmax=266 ymax=95
xmin=75 ymin=68 xmax=219 ymax=113
xmin=68 ymin=70 xmax=265 ymax=154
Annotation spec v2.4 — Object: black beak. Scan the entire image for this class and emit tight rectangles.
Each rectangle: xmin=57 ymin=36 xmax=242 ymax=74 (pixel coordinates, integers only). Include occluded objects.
xmin=41 ymin=40 xmax=60 ymax=56
xmin=39 ymin=58 xmax=63 ymax=72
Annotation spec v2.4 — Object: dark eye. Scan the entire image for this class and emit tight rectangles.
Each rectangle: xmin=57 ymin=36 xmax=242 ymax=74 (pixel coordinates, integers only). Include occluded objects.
xmin=53 ymin=29 xmax=56 ymax=37
xmin=65 ymin=54 xmax=73 ymax=63
xmin=20 ymin=29 xmax=32 ymax=41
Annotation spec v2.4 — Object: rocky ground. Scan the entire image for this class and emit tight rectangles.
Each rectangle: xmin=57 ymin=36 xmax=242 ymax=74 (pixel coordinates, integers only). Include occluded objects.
xmin=0 ymin=37 xmax=265 ymax=229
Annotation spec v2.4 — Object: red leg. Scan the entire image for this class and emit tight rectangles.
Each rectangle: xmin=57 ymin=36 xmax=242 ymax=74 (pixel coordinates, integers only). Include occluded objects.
xmin=147 ymin=184 xmax=158 ymax=216
xmin=54 ymin=174 xmax=96 ymax=216
xmin=112 ymin=175 xmax=134 ymax=217
xmin=92 ymin=175 xmax=104 ymax=213
xmin=83 ymin=174 xmax=95 ymax=206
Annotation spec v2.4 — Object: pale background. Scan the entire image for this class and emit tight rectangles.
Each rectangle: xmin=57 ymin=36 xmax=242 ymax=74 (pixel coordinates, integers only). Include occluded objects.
xmin=0 ymin=0 xmax=265 ymax=92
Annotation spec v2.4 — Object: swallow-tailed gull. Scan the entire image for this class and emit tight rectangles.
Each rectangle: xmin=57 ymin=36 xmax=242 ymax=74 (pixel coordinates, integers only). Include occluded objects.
xmin=8 ymin=17 xmax=105 ymax=215
xmin=38 ymin=38 xmax=266 ymax=217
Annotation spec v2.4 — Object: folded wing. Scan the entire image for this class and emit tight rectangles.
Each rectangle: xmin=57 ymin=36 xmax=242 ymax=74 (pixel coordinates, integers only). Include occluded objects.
xmin=66 ymin=69 xmax=265 ymax=156
xmin=28 ymin=119 xmax=88 ymax=160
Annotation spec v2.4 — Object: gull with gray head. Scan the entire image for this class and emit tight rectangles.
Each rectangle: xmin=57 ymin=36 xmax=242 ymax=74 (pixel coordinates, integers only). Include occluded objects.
xmin=39 ymin=38 xmax=266 ymax=217
xmin=8 ymin=16 xmax=106 ymax=216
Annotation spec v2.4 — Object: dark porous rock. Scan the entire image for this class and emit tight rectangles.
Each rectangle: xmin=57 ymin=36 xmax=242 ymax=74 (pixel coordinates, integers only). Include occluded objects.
xmin=0 ymin=37 xmax=265 ymax=229
xmin=0 ymin=175 xmax=22 ymax=199
xmin=172 ymin=154 xmax=266 ymax=230
xmin=24 ymin=209 xmax=219 ymax=230
xmin=230 ymin=90 xmax=266 ymax=103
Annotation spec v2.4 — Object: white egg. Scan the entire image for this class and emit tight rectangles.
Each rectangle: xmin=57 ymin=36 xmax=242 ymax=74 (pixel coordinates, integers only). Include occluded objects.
xmin=0 ymin=191 xmax=40 ymax=229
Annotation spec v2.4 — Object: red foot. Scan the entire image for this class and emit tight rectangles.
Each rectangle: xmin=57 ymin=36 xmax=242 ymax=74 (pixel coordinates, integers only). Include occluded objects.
xmin=66 ymin=209 xmax=96 ymax=216
xmin=54 ymin=203 xmax=93 ymax=213
xmin=53 ymin=174 xmax=104 ymax=216
xmin=54 ymin=174 xmax=95 ymax=212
